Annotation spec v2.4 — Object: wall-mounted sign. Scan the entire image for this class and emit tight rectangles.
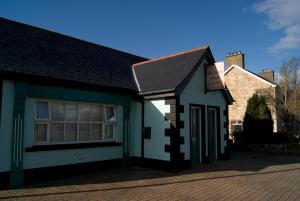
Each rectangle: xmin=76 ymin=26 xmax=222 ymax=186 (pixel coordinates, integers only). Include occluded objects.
xmin=206 ymin=62 xmax=225 ymax=91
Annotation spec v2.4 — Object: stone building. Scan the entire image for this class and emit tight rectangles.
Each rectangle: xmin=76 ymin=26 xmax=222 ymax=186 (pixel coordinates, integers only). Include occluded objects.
xmin=224 ymin=52 xmax=281 ymax=136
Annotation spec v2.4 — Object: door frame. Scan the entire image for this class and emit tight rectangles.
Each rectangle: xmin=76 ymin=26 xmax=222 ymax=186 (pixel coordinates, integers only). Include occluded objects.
xmin=189 ymin=104 xmax=206 ymax=163
xmin=207 ymin=106 xmax=221 ymax=160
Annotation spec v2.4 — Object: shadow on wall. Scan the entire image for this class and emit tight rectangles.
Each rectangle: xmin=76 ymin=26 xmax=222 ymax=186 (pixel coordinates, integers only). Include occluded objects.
xmin=143 ymin=100 xmax=172 ymax=161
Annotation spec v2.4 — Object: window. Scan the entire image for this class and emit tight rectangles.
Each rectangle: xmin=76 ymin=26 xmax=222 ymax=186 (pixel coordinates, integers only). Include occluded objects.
xmin=36 ymin=102 xmax=49 ymax=120
xmin=34 ymin=100 xmax=117 ymax=145
xmin=231 ymin=120 xmax=243 ymax=133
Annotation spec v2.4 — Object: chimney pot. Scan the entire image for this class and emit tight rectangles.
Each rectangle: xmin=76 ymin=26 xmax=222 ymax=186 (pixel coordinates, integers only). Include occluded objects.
xmin=259 ymin=69 xmax=274 ymax=82
xmin=225 ymin=51 xmax=245 ymax=69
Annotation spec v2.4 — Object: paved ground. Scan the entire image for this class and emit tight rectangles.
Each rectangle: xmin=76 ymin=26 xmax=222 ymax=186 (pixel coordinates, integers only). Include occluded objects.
xmin=0 ymin=151 xmax=300 ymax=201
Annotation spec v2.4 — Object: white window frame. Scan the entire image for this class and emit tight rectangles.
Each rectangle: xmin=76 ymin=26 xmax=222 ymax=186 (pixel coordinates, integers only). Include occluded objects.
xmin=104 ymin=105 xmax=117 ymax=123
xmin=34 ymin=101 xmax=50 ymax=121
xmin=231 ymin=120 xmax=243 ymax=133
xmin=33 ymin=99 xmax=117 ymax=145
xmin=33 ymin=122 xmax=50 ymax=144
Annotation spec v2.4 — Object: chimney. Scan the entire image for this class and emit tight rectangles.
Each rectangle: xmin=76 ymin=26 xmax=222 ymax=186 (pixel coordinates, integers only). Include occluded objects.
xmin=225 ymin=51 xmax=245 ymax=69
xmin=259 ymin=69 xmax=274 ymax=82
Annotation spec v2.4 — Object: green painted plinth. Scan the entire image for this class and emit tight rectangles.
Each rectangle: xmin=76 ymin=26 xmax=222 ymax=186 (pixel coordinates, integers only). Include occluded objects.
xmin=10 ymin=169 xmax=24 ymax=188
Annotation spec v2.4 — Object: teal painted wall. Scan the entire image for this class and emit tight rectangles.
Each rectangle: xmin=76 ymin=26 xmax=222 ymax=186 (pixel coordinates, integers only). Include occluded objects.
xmin=27 ymin=84 xmax=131 ymax=106
xmin=23 ymin=98 xmax=125 ymax=169
xmin=129 ymin=100 xmax=142 ymax=157
xmin=144 ymin=100 xmax=170 ymax=161
xmin=0 ymin=80 xmax=133 ymax=171
xmin=0 ymin=80 xmax=15 ymax=172
xmin=180 ymin=59 xmax=227 ymax=160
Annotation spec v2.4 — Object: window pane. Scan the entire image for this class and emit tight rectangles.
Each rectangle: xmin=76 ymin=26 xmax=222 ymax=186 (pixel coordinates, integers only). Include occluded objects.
xmin=79 ymin=123 xmax=90 ymax=141
xmin=50 ymin=123 xmax=64 ymax=142
xmin=34 ymin=124 xmax=47 ymax=142
xmin=65 ymin=103 xmax=78 ymax=121
xmin=91 ymin=123 xmax=102 ymax=141
xmin=36 ymin=102 xmax=49 ymax=119
xmin=105 ymin=106 xmax=115 ymax=121
xmin=65 ymin=123 xmax=77 ymax=142
xmin=104 ymin=124 xmax=114 ymax=140
xmin=79 ymin=104 xmax=90 ymax=121
xmin=51 ymin=102 xmax=64 ymax=121
xmin=91 ymin=105 xmax=103 ymax=122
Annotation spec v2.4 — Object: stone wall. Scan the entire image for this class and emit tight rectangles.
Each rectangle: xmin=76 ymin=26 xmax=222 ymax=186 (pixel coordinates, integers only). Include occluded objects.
xmin=225 ymin=67 xmax=279 ymax=134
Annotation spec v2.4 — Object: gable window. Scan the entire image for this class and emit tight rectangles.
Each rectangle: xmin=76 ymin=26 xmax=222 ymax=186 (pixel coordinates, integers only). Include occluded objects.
xmin=34 ymin=100 xmax=117 ymax=145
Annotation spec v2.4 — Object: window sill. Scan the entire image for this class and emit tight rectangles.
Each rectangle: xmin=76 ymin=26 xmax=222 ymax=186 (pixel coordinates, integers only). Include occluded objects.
xmin=25 ymin=142 xmax=122 ymax=152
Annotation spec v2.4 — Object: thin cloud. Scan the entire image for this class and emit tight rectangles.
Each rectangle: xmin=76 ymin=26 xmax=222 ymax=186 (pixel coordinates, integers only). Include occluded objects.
xmin=253 ymin=0 xmax=300 ymax=52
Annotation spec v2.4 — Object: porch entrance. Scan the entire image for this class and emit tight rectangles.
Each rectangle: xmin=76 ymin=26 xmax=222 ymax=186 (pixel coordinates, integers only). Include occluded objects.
xmin=208 ymin=108 xmax=217 ymax=161
xmin=190 ymin=105 xmax=205 ymax=164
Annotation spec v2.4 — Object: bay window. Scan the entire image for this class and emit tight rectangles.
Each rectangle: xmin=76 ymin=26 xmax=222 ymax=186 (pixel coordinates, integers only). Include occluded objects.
xmin=33 ymin=100 xmax=116 ymax=145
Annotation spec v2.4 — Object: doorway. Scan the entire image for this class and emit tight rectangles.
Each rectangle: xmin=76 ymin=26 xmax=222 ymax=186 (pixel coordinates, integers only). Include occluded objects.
xmin=190 ymin=105 xmax=205 ymax=164
xmin=207 ymin=107 xmax=219 ymax=161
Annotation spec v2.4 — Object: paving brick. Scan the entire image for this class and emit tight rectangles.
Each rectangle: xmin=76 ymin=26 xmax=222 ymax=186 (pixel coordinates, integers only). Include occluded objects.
xmin=0 ymin=151 xmax=299 ymax=201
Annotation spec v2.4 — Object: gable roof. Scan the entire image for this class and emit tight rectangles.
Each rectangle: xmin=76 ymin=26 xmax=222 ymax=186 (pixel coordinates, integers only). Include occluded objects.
xmin=133 ymin=46 xmax=215 ymax=96
xmin=0 ymin=17 xmax=147 ymax=93
xmin=225 ymin=64 xmax=277 ymax=87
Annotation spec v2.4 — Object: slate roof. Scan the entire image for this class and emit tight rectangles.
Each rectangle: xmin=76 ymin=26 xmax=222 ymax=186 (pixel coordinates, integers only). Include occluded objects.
xmin=0 ymin=17 xmax=147 ymax=93
xmin=133 ymin=46 xmax=214 ymax=95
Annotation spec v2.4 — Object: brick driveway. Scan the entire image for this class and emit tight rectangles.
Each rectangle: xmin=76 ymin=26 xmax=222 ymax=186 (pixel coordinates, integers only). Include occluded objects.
xmin=0 ymin=151 xmax=300 ymax=201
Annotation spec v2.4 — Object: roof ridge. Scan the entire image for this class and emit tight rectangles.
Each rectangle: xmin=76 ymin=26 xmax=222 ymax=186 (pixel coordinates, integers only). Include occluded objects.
xmin=132 ymin=45 xmax=209 ymax=67
xmin=0 ymin=17 xmax=147 ymax=60
xmin=225 ymin=65 xmax=277 ymax=86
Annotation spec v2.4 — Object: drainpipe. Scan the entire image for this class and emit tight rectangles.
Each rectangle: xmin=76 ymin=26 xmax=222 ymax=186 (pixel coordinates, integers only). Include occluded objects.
xmin=141 ymin=100 xmax=145 ymax=166
xmin=122 ymin=102 xmax=131 ymax=169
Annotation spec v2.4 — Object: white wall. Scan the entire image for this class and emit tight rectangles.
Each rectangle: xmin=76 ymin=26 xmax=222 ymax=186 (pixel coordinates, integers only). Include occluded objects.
xmin=144 ymin=100 xmax=170 ymax=161
xmin=180 ymin=60 xmax=227 ymax=160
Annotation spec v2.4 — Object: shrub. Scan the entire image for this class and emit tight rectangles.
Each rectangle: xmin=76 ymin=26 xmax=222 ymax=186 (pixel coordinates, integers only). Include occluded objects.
xmin=243 ymin=94 xmax=273 ymax=144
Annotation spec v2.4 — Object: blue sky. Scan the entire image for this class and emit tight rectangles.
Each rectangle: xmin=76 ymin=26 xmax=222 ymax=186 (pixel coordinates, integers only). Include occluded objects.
xmin=1 ymin=0 xmax=299 ymax=73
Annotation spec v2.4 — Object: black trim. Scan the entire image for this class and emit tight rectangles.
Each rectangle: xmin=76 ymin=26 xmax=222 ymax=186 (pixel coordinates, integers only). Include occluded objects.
xmin=0 ymin=172 xmax=10 ymax=189
xmin=224 ymin=122 xmax=228 ymax=128
xmin=164 ymin=144 xmax=172 ymax=153
xmin=24 ymin=159 xmax=122 ymax=185
xmin=165 ymin=127 xmax=177 ymax=137
xmin=130 ymin=157 xmax=188 ymax=172
xmin=179 ymin=105 xmax=184 ymax=113
xmin=204 ymin=63 xmax=208 ymax=93
xmin=25 ymin=142 xmax=122 ymax=152
xmin=189 ymin=104 xmax=208 ymax=164
xmin=207 ymin=106 xmax=221 ymax=160
xmin=164 ymin=97 xmax=185 ymax=171
xmin=142 ymin=127 xmax=151 ymax=139
xmin=0 ymin=79 xmax=2 ymax=122
xmin=141 ymin=100 xmax=145 ymax=164
xmin=179 ymin=120 xmax=184 ymax=129
xmin=179 ymin=136 xmax=184 ymax=144
xmin=222 ymin=105 xmax=230 ymax=160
